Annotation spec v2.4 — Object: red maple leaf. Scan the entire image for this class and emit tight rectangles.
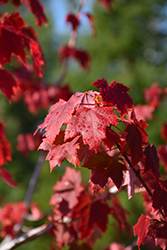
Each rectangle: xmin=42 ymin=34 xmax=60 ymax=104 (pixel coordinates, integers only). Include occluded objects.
xmin=111 ymin=195 xmax=131 ymax=238
xmin=82 ymin=152 xmax=126 ymax=190
xmin=23 ymin=0 xmax=47 ymax=26
xmin=0 ymin=168 xmax=17 ymax=187
xmin=133 ymin=214 xmax=150 ymax=249
xmin=92 ymin=78 xmax=133 ymax=117
xmin=17 ymin=133 xmax=42 ymax=156
xmin=0 ymin=121 xmax=12 ymax=166
xmin=144 ymin=82 xmax=162 ymax=107
xmin=152 ymin=180 xmax=167 ymax=217
xmin=66 ymin=13 xmax=80 ymax=31
xmin=133 ymin=104 xmax=155 ymax=121
xmin=161 ymin=123 xmax=167 ymax=142
xmin=36 ymin=95 xmax=80 ymax=145
xmin=0 ymin=202 xmax=27 ymax=238
xmin=147 ymin=219 xmax=167 ymax=250
xmin=74 ymin=90 xmax=99 ymax=109
xmin=65 ymin=106 xmax=117 ymax=152
xmin=71 ymin=192 xmax=111 ymax=239
xmin=50 ymin=167 xmax=84 ymax=209
xmin=0 ymin=68 xmax=17 ymax=101
xmin=103 ymin=127 xmax=121 ymax=150
xmin=58 ymin=45 xmax=90 ymax=69
xmin=144 ymin=145 xmax=160 ymax=179
xmin=39 ymin=133 xmax=82 ymax=171
xmin=124 ymin=120 xmax=148 ymax=166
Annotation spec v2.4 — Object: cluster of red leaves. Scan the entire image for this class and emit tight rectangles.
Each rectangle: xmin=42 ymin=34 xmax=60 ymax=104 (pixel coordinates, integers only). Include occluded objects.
xmin=0 ymin=0 xmax=47 ymax=27
xmin=12 ymin=66 xmax=72 ymax=114
xmin=48 ymin=167 xmax=130 ymax=249
xmin=0 ymin=11 xmax=45 ymax=101
xmin=37 ymin=77 xmax=167 ymax=249
xmin=0 ymin=202 xmax=27 ymax=238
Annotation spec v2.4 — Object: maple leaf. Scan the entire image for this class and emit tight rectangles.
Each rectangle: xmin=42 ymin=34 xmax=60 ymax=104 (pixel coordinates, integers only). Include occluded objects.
xmin=144 ymin=145 xmax=160 ymax=179
xmin=132 ymin=104 xmax=155 ymax=121
xmin=65 ymin=106 xmax=117 ymax=152
xmin=23 ymin=0 xmax=47 ymax=26
xmin=0 ymin=168 xmax=17 ymax=187
xmin=0 ymin=121 xmax=12 ymax=166
xmin=152 ymin=180 xmax=167 ymax=217
xmin=133 ymin=214 xmax=150 ymax=249
xmin=0 ymin=68 xmax=17 ymax=101
xmin=158 ymin=145 xmax=167 ymax=172
xmin=147 ymin=219 xmax=167 ymax=250
xmin=17 ymin=133 xmax=42 ymax=156
xmin=50 ymin=167 xmax=84 ymax=209
xmin=58 ymin=45 xmax=90 ymax=69
xmin=66 ymin=13 xmax=80 ymax=31
xmin=74 ymin=90 xmax=99 ymax=109
xmin=103 ymin=127 xmax=121 ymax=150
xmin=144 ymin=82 xmax=162 ymax=107
xmin=36 ymin=95 xmax=80 ymax=145
xmin=82 ymin=152 xmax=126 ymax=190
xmin=71 ymin=192 xmax=111 ymax=239
xmin=40 ymin=134 xmax=82 ymax=171
xmin=85 ymin=13 xmax=96 ymax=36
xmin=111 ymin=195 xmax=131 ymax=239
xmin=125 ymin=123 xmax=145 ymax=166
xmin=92 ymin=78 xmax=133 ymax=117
xmin=0 ymin=202 xmax=27 ymax=238
xmin=69 ymin=243 xmax=92 ymax=250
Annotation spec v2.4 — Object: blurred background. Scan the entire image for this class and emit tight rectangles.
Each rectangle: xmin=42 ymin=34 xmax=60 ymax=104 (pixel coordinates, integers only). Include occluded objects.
xmin=0 ymin=0 xmax=167 ymax=249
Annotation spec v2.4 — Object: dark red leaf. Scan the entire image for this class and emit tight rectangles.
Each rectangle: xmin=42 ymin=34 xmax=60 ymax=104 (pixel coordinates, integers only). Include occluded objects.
xmin=66 ymin=13 xmax=80 ymax=31
xmin=65 ymin=106 xmax=117 ymax=152
xmin=83 ymin=152 xmax=126 ymax=190
xmin=144 ymin=145 xmax=160 ymax=179
xmin=23 ymin=0 xmax=47 ymax=26
xmin=161 ymin=123 xmax=167 ymax=142
xmin=0 ymin=68 xmax=17 ymax=101
xmin=125 ymin=123 xmax=143 ymax=166
xmin=152 ymin=180 xmax=167 ymax=217
xmin=92 ymin=78 xmax=133 ymax=117
xmin=0 ymin=121 xmax=12 ymax=166
xmin=71 ymin=192 xmax=111 ymax=239
xmin=147 ymin=219 xmax=167 ymax=250
xmin=103 ymin=127 xmax=121 ymax=149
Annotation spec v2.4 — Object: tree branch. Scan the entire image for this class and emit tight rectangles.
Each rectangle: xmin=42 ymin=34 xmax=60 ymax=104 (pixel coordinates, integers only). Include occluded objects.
xmin=0 ymin=224 xmax=52 ymax=250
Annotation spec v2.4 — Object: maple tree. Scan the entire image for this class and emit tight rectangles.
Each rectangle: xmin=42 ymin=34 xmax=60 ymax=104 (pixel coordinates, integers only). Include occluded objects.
xmin=0 ymin=0 xmax=167 ymax=250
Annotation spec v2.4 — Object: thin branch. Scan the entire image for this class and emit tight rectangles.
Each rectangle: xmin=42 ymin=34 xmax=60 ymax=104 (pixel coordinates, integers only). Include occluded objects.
xmin=24 ymin=151 xmax=46 ymax=208
xmin=0 ymin=224 xmax=52 ymax=250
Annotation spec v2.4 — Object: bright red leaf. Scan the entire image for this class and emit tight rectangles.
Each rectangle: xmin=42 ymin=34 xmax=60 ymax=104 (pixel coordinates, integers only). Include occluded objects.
xmin=0 ymin=121 xmax=12 ymax=166
xmin=82 ymin=152 xmax=126 ymax=190
xmin=0 ymin=168 xmax=17 ymax=187
xmin=92 ymin=78 xmax=133 ymax=117
xmin=133 ymin=214 xmax=150 ymax=249
xmin=65 ymin=106 xmax=117 ymax=152
xmin=36 ymin=95 xmax=80 ymax=145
